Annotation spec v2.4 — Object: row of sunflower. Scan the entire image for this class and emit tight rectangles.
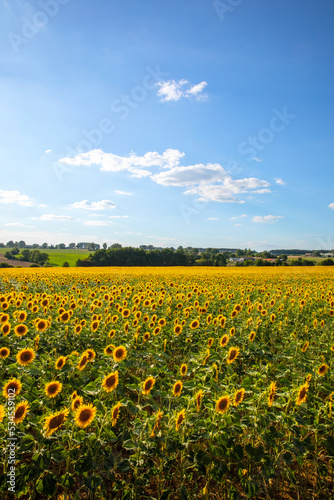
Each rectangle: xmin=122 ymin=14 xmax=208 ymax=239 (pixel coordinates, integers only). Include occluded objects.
xmin=0 ymin=266 xmax=333 ymax=499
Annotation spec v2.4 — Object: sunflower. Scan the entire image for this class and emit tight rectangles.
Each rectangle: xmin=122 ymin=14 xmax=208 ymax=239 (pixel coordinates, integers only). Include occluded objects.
xmin=122 ymin=309 xmax=130 ymax=318
xmin=0 ymin=404 xmax=5 ymax=423
xmin=14 ymin=324 xmax=28 ymax=337
xmin=102 ymin=371 xmax=119 ymax=393
xmin=60 ymin=311 xmax=71 ymax=323
xmin=207 ymin=338 xmax=214 ymax=348
xmin=85 ymin=349 xmax=96 ymax=362
xmin=216 ymin=395 xmax=230 ymax=414
xmin=74 ymin=325 xmax=82 ymax=335
xmin=77 ymin=354 xmax=88 ymax=371
xmin=111 ymin=402 xmax=122 ymax=427
xmin=174 ymin=325 xmax=182 ymax=335
xmin=0 ymin=313 xmax=9 ymax=324
xmin=71 ymin=395 xmax=83 ymax=411
xmin=18 ymin=311 xmax=27 ymax=322
xmin=2 ymin=378 xmax=22 ymax=398
xmin=150 ymin=409 xmax=163 ymax=437
xmin=296 ymin=383 xmax=309 ymax=405
xmin=54 ymin=356 xmax=66 ymax=370
xmin=45 ymin=381 xmax=62 ymax=398
xmin=142 ymin=376 xmax=155 ymax=395
xmin=220 ymin=317 xmax=226 ymax=328
xmin=175 ymin=409 xmax=186 ymax=431
xmin=234 ymin=388 xmax=245 ymax=406
xmin=230 ymin=327 xmax=235 ymax=336
xmin=190 ymin=319 xmax=199 ymax=329
xmin=104 ymin=344 xmax=114 ymax=356
xmin=195 ymin=389 xmax=203 ymax=412
xmin=268 ymin=382 xmax=277 ymax=407
xmin=35 ymin=319 xmax=48 ymax=332
xmin=113 ymin=345 xmax=127 ymax=363
xmin=16 ymin=348 xmax=36 ymax=367
xmin=44 ymin=408 xmax=69 ymax=436
xmin=153 ymin=326 xmax=161 ymax=336
xmin=180 ymin=364 xmax=187 ymax=376
xmin=220 ymin=335 xmax=229 ymax=348
xmin=0 ymin=347 xmax=10 ymax=359
xmin=318 ymin=364 xmax=329 ymax=376
xmin=227 ymin=346 xmax=240 ymax=364
xmin=14 ymin=401 xmax=30 ymax=424
xmin=90 ymin=321 xmax=99 ymax=332
xmin=2 ymin=323 xmax=11 ymax=336
xmin=299 ymin=339 xmax=309 ymax=352
xmin=172 ymin=380 xmax=183 ymax=397
xmin=158 ymin=318 xmax=166 ymax=327
xmin=248 ymin=331 xmax=256 ymax=342
xmin=75 ymin=404 xmax=97 ymax=429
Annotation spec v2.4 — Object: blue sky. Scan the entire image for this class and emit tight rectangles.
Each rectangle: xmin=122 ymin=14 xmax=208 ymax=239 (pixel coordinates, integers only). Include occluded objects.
xmin=1 ymin=0 xmax=334 ymax=251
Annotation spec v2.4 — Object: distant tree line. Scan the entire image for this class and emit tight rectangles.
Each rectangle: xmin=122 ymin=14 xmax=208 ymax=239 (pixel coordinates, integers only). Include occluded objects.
xmin=4 ymin=248 xmax=49 ymax=266
xmin=76 ymin=247 xmax=228 ymax=267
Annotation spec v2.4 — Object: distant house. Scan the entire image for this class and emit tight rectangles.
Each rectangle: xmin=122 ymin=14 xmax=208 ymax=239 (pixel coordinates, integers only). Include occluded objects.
xmin=320 ymin=253 xmax=334 ymax=258
xmin=76 ymin=242 xmax=100 ymax=250
xmin=229 ymin=257 xmax=245 ymax=263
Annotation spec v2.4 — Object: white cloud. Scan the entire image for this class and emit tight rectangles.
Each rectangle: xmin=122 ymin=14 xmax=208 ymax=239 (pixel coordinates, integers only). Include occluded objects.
xmin=115 ymin=190 xmax=133 ymax=196
xmin=33 ymin=214 xmax=74 ymax=221
xmin=5 ymin=222 xmax=35 ymax=228
xmin=234 ymin=223 xmax=242 ymax=226
xmin=59 ymin=148 xmax=271 ymax=204
xmin=84 ymin=220 xmax=114 ymax=226
xmin=70 ymin=200 xmax=116 ymax=211
xmin=156 ymin=80 xmax=208 ymax=102
xmin=152 ymin=163 xmax=226 ymax=187
xmin=109 ymin=215 xmax=128 ymax=219
xmin=207 ymin=217 xmax=220 ymax=220
xmin=275 ymin=178 xmax=286 ymax=185
xmin=328 ymin=203 xmax=334 ymax=210
xmin=45 ymin=149 xmax=52 ymax=154
xmin=252 ymin=157 xmax=263 ymax=162
xmin=252 ymin=215 xmax=284 ymax=223
xmin=230 ymin=214 xmax=248 ymax=220
xmin=0 ymin=190 xmax=34 ymax=206
xmin=59 ymin=148 xmax=184 ymax=176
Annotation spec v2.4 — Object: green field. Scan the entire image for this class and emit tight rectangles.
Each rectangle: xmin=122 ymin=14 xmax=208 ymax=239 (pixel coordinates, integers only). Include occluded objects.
xmin=0 ymin=248 xmax=91 ymax=267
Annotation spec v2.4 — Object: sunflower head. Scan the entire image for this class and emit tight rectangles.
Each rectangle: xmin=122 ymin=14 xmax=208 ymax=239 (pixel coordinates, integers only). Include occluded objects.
xmin=220 ymin=335 xmax=229 ymax=347
xmin=14 ymin=324 xmax=28 ymax=337
xmin=55 ymin=356 xmax=66 ymax=370
xmin=234 ymin=388 xmax=245 ymax=406
xmin=14 ymin=401 xmax=30 ymax=424
xmin=172 ymin=380 xmax=183 ymax=397
xmin=111 ymin=402 xmax=122 ymax=427
xmin=174 ymin=325 xmax=182 ymax=335
xmin=113 ymin=345 xmax=127 ymax=363
xmin=2 ymin=378 xmax=22 ymax=398
xmin=296 ymin=383 xmax=309 ymax=406
xmin=195 ymin=389 xmax=203 ymax=412
xmin=142 ymin=376 xmax=155 ymax=395
xmin=45 ymin=381 xmax=62 ymax=399
xmin=71 ymin=395 xmax=83 ymax=411
xmin=180 ymin=364 xmax=187 ymax=377
xmin=102 ymin=371 xmax=119 ymax=393
xmin=44 ymin=408 xmax=69 ymax=436
xmin=75 ymin=404 xmax=97 ymax=429
xmin=318 ymin=364 xmax=329 ymax=376
xmin=104 ymin=344 xmax=115 ymax=356
xmin=0 ymin=347 xmax=10 ymax=359
xmin=249 ymin=331 xmax=256 ymax=342
xmin=216 ymin=395 xmax=230 ymax=414
xmin=227 ymin=346 xmax=240 ymax=364
xmin=175 ymin=409 xmax=186 ymax=431
xmin=17 ymin=348 xmax=36 ymax=367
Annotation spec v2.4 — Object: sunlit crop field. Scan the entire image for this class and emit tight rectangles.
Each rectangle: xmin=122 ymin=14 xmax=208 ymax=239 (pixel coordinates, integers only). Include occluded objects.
xmin=0 ymin=267 xmax=333 ymax=499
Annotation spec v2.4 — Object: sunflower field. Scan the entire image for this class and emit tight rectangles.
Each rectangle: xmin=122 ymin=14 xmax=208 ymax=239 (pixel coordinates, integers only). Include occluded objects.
xmin=0 ymin=266 xmax=333 ymax=499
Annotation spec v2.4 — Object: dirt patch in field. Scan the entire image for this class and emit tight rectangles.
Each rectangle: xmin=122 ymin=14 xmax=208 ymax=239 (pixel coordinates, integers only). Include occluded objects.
xmin=0 ymin=256 xmax=33 ymax=268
